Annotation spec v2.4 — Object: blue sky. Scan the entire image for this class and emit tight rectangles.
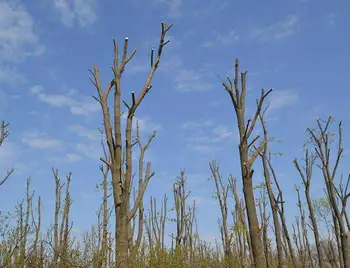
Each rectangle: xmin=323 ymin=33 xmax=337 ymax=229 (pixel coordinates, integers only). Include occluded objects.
xmin=0 ymin=0 xmax=350 ymax=244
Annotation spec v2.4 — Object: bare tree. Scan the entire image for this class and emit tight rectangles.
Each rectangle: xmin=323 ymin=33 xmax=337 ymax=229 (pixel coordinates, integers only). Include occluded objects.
xmin=209 ymin=161 xmax=234 ymax=268
xmin=258 ymin=110 xmax=284 ymax=268
xmin=18 ymin=178 xmax=34 ymax=267
xmin=295 ymin=185 xmax=314 ymax=267
xmin=0 ymin=121 xmax=13 ymax=187
xmin=31 ymin=195 xmax=42 ymax=266
xmin=258 ymin=190 xmax=271 ymax=268
xmin=97 ymin=138 xmax=111 ymax=268
xmin=266 ymin=154 xmax=297 ymax=267
xmin=51 ymin=168 xmax=73 ymax=268
xmin=129 ymin=120 xmax=155 ymax=258
xmin=221 ymin=58 xmax=272 ymax=268
xmin=308 ymin=117 xmax=350 ymax=267
xmin=294 ymin=149 xmax=324 ymax=268
xmin=173 ymin=170 xmax=190 ymax=255
xmin=229 ymin=176 xmax=251 ymax=267
xmin=89 ymin=22 xmax=172 ymax=268
xmin=145 ymin=194 xmax=167 ymax=251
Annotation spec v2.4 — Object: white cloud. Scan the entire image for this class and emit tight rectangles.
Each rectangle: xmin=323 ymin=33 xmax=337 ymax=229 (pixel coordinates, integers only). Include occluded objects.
xmin=326 ymin=13 xmax=336 ymax=27
xmin=76 ymin=143 xmax=101 ymax=160
xmin=0 ymin=65 xmax=26 ymax=84
xmin=174 ymin=69 xmax=213 ymax=92
xmin=182 ymin=120 xmax=234 ymax=143
xmin=21 ymin=130 xmax=62 ymax=149
xmin=159 ymin=55 xmax=214 ymax=92
xmin=121 ymin=113 xmax=162 ymax=135
xmin=212 ymin=125 xmax=233 ymax=140
xmin=267 ymin=89 xmax=298 ymax=111
xmin=204 ymin=30 xmax=239 ymax=47
xmin=30 ymin=85 xmax=100 ymax=116
xmin=154 ymin=0 xmax=182 ymax=18
xmin=53 ymin=0 xmax=97 ymax=27
xmin=0 ymin=1 xmax=45 ymax=63
xmin=183 ymin=120 xmax=236 ymax=155
xmin=251 ymin=14 xmax=298 ymax=42
xmin=29 ymin=85 xmax=44 ymax=94
xmin=50 ymin=153 xmax=82 ymax=163
xmin=0 ymin=140 xmax=17 ymax=171
xmin=38 ymin=93 xmax=75 ymax=107
xmin=127 ymin=61 xmax=149 ymax=74
xmin=69 ymin=124 xmax=100 ymax=140
xmin=69 ymin=96 xmax=100 ymax=115
xmin=181 ymin=120 xmax=214 ymax=129
xmin=0 ymin=1 xmax=44 ymax=83
xmin=187 ymin=144 xmax=219 ymax=154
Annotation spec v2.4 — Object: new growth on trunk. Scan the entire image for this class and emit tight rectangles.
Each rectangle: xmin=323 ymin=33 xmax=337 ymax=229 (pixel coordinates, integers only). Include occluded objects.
xmin=90 ymin=22 xmax=172 ymax=268
xmin=221 ymin=58 xmax=272 ymax=268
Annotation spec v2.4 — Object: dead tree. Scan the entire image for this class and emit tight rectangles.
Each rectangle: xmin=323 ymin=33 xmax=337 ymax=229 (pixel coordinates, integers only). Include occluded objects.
xmin=129 ymin=120 xmax=155 ymax=258
xmin=209 ymin=161 xmax=234 ymax=268
xmin=295 ymin=185 xmax=314 ymax=267
xmin=18 ymin=178 xmax=34 ymax=267
xmin=184 ymin=199 xmax=197 ymax=261
xmin=145 ymin=194 xmax=167 ymax=251
xmin=0 ymin=121 xmax=13 ymax=187
xmin=266 ymin=155 xmax=297 ymax=267
xmin=97 ymin=138 xmax=111 ymax=268
xmin=229 ymin=176 xmax=252 ymax=267
xmin=31 ymin=195 xmax=42 ymax=263
xmin=258 ymin=190 xmax=271 ymax=268
xmin=294 ymin=149 xmax=324 ymax=268
xmin=89 ymin=22 xmax=172 ymax=268
xmin=51 ymin=168 xmax=73 ymax=268
xmin=173 ymin=170 xmax=191 ymax=255
xmin=221 ymin=58 xmax=272 ymax=268
xmin=257 ymin=110 xmax=284 ymax=268
xmin=333 ymin=175 xmax=350 ymax=232
xmin=308 ymin=117 xmax=350 ymax=268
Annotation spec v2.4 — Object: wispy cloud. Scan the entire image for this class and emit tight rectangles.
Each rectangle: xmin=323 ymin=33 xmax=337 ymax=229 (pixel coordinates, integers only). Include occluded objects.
xmin=0 ymin=66 xmax=26 ymax=84
xmin=139 ymin=34 xmax=213 ymax=93
xmin=69 ymin=125 xmax=101 ymax=140
xmin=181 ymin=120 xmax=214 ymax=128
xmin=52 ymin=0 xmax=97 ymax=27
xmin=153 ymin=0 xmax=182 ymax=18
xmin=50 ymin=153 xmax=83 ymax=163
xmin=30 ymin=85 xmax=100 ymax=116
xmin=0 ymin=1 xmax=45 ymax=83
xmin=204 ymin=30 xmax=239 ymax=47
xmin=121 ymin=113 xmax=162 ymax=135
xmin=0 ymin=1 xmax=45 ymax=63
xmin=75 ymin=143 xmax=101 ymax=160
xmin=0 ymin=140 xmax=40 ymax=176
xmin=21 ymin=130 xmax=62 ymax=149
xmin=127 ymin=61 xmax=149 ymax=74
xmin=326 ymin=12 xmax=336 ymax=27
xmin=174 ymin=68 xmax=213 ymax=92
xmin=0 ymin=141 xmax=18 ymax=171
xmin=183 ymin=120 xmax=237 ymax=154
xmin=187 ymin=144 xmax=219 ymax=154
xmin=251 ymin=14 xmax=299 ymax=42
xmin=267 ymin=89 xmax=299 ymax=111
